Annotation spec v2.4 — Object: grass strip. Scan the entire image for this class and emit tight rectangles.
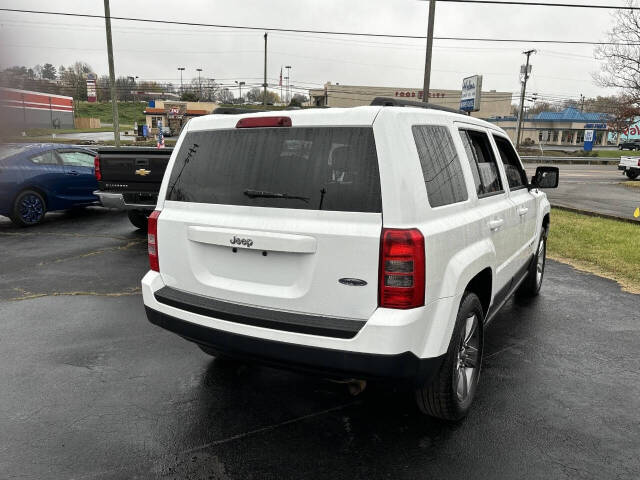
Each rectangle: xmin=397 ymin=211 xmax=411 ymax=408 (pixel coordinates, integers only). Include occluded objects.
xmin=547 ymin=208 xmax=640 ymax=294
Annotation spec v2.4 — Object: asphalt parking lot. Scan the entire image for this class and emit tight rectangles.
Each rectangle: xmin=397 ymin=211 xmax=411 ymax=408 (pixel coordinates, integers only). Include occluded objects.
xmin=526 ymin=163 xmax=640 ymax=220
xmin=1 ymin=209 xmax=639 ymax=479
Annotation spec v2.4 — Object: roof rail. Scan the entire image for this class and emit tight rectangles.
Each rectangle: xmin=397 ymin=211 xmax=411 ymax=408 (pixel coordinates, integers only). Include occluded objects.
xmin=213 ymin=107 xmax=267 ymax=115
xmin=370 ymin=96 xmax=463 ymax=114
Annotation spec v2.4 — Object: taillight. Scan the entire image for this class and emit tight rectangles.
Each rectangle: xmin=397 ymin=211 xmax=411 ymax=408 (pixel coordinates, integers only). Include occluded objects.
xmin=236 ymin=116 xmax=292 ymax=128
xmin=148 ymin=210 xmax=161 ymax=272
xmin=94 ymin=155 xmax=101 ymax=180
xmin=379 ymin=228 xmax=425 ymax=309
xmin=637 ymin=159 xmax=640 ymax=167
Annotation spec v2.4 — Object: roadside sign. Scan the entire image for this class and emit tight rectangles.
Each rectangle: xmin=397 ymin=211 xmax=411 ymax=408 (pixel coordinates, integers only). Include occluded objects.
xmin=584 ymin=129 xmax=595 ymax=152
xmin=460 ymin=75 xmax=483 ymax=112
xmin=86 ymin=73 xmax=97 ymax=103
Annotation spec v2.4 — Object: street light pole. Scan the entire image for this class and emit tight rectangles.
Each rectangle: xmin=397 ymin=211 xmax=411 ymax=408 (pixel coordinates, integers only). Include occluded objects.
xmin=263 ymin=33 xmax=268 ymax=106
xmin=196 ymin=68 xmax=202 ymax=100
xmin=103 ymin=0 xmax=120 ymax=147
xmin=177 ymin=67 xmax=185 ymax=96
xmin=235 ymin=81 xmax=245 ymax=103
xmin=422 ymin=0 xmax=436 ymax=103
xmin=285 ymin=65 xmax=291 ymax=104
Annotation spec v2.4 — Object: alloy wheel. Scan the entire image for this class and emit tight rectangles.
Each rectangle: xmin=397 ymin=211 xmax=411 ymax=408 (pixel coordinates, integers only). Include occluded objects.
xmin=536 ymin=238 xmax=546 ymax=288
xmin=455 ymin=313 xmax=480 ymax=403
xmin=19 ymin=194 xmax=44 ymax=224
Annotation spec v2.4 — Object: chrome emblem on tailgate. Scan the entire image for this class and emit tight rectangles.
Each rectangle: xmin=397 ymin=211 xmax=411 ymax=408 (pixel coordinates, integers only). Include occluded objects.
xmin=135 ymin=168 xmax=151 ymax=176
xmin=230 ymin=236 xmax=254 ymax=247
xmin=339 ymin=278 xmax=368 ymax=287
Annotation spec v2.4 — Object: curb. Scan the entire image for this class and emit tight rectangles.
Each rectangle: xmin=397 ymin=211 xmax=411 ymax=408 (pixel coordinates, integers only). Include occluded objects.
xmin=551 ymin=204 xmax=639 ymax=225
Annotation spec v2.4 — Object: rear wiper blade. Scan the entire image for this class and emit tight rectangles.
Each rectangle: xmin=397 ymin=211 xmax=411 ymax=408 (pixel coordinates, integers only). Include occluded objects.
xmin=243 ymin=189 xmax=309 ymax=203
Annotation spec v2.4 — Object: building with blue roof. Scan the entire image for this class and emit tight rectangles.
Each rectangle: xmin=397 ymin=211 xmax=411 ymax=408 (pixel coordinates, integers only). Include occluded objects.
xmin=487 ymin=107 xmax=612 ymax=147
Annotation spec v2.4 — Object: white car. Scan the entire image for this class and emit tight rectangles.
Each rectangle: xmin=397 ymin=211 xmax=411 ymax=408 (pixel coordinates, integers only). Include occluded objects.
xmin=142 ymin=98 xmax=559 ymax=420
xmin=618 ymin=156 xmax=640 ymax=180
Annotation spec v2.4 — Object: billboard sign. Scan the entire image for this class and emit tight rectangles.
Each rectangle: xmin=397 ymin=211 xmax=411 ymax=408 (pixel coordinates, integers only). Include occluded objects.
xmin=86 ymin=73 xmax=97 ymax=103
xmin=460 ymin=75 xmax=483 ymax=112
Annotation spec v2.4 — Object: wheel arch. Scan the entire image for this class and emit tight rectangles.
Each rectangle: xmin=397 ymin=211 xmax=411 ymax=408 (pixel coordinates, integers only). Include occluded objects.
xmin=13 ymin=185 xmax=49 ymax=210
xmin=464 ymin=268 xmax=492 ymax=319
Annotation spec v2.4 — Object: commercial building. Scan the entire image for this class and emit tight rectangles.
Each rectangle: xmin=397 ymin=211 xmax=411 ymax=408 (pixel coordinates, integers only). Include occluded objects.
xmin=0 ymin=87 xmax=74 ymax=131
xmin=488 ymin=107 xmax=611 ymax=146
xmin=308 ymin=83 xmax=513 ymax=119
xmin=143 ymin=100 xmax=218 ymax=134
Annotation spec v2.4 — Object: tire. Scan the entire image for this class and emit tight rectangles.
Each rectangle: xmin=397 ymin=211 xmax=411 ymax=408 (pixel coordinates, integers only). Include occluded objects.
xmin=127 ymin=209 xmax=150 ymax=231
xmin=619 ymin=145 xmax=623 ymax=150
xmin=9 ymin=190 xmax=46 ymax=226
xmin=626 ymin=170 xmax=639 ymax=180
xmin=415 ymin=292 xmax=484 ymax=421
xmin=517 ymin=230 xmax=547 ymax=298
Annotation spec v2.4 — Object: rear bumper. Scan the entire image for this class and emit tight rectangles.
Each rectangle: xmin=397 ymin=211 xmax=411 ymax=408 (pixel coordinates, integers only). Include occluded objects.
xmin=145 ymin=306 xmax=445 ymax=383
xmin=142 ymin=271 xmax=458 ymax=383
xmin=93 ymin=191 xmax=156 ymax=210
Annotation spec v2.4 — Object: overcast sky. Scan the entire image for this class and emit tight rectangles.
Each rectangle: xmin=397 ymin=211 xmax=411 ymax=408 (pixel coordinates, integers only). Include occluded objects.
xmin=0 ymin=0 xmax=620 ymax=103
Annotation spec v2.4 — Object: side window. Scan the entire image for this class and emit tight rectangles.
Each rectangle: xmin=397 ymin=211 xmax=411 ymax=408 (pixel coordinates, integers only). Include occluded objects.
xmin=59 ymin=151 xmax=95 ymax=168
xmin=412 ymin=125 xmax=468 ymax=207
xmin=493 ymin=135 xmax=527 ymax=190
xmin=459 ymin=129 xmax=504 ymax=197
xmin=30 ymin=151 xmax=59 ymax=165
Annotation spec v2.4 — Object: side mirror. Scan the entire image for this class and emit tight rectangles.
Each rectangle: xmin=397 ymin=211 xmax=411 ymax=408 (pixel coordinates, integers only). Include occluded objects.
xmin=531 ymin=166 xmax=559 ymax=189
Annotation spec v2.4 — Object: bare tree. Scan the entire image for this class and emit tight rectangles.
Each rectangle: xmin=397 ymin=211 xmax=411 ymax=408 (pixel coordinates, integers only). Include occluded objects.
xmin=594 ymin=0 xmax=640 ymax=102
xmin=217 ymin=87 xmax=234 ymax=104
xmin=604 ymin=95 xmax=640 ymax=141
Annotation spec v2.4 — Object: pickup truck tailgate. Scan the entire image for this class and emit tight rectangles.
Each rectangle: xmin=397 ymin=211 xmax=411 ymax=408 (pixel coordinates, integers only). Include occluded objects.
xmin=98 ymin=148 xmax=172 ymax=191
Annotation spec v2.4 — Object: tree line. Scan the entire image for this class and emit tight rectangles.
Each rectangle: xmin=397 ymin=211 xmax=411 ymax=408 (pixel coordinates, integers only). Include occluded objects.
xmin=0 ymin=61 xmax=309 ymax=106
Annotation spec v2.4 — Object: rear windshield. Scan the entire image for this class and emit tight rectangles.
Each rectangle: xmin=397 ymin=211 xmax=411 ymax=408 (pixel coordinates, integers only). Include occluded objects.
xmin=0 ymin=144 xmax=31 ymax=161
xmin=165 ymin=127 xmax=382 ymax=213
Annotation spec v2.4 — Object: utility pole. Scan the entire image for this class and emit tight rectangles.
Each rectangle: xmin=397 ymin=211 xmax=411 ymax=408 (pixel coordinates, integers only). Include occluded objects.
xmin=285 ymin=65 xmax=292 ymax=104
xmin=196 ymin=68 xmax=202 ymax=100
xmin=580 ymin=93 xmax=585 ymax=112
xmin=103 ymin=0 xmax=120 ymax=147
xmin=422 ymin=0 xmax=436 ymax=103
xmin=263 ymin=33 xmax=268 ymax=106
xmin=515 ymin=49 xmax=536 ymax=150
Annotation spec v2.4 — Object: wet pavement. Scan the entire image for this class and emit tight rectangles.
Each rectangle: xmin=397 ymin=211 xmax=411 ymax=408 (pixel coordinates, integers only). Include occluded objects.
xmin=526 ymin=164 xmax=640 ymax=221
xmin=1 ymin=209 xmax=639 ymax=479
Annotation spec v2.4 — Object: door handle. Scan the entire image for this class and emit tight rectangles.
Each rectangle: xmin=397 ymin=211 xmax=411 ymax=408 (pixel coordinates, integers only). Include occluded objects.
xmin=517 ymin=207 xmax=529 ymax=216
xmin=67 ymin=170 xmax=80 ymax=176
xmin=488 ymin=218 xmax=504 ymax=231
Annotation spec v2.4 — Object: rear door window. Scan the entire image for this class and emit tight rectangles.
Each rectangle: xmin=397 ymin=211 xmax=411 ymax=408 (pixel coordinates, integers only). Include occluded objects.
xmin=166 ymin=127 xmax=382 ymax=213
xmin=459 ymin=129 xmax=504 ymax=197
xmin=412 ymin=125 xmax=468 ymax=207
xmin=492 ymin=135 xmax=527 ymax=190
xmin=58 ymin=151 xmax=95 ymax=168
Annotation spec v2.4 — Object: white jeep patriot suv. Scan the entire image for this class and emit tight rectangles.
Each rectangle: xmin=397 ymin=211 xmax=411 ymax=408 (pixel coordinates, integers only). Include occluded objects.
xmin=142 ymin=98 xmax=559 ymax=420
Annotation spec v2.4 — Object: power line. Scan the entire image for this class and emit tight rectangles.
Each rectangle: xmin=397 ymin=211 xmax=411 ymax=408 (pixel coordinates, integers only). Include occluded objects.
xmin=1 ymin=8 xmax=639 ymax=46
xmin=436 ymin=0 xmax=639 ymax=9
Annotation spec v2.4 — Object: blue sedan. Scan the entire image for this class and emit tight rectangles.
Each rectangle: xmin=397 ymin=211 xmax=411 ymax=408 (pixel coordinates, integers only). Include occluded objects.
xmin=0 ymin=144 xmax=98 ymax=226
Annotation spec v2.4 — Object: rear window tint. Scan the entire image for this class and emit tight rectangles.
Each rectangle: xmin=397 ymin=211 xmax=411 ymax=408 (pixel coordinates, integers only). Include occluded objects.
xmin=166 ymin=127 xmax=382 ymax=213
xmin=412 ymin=125 xmax=468 ymax=207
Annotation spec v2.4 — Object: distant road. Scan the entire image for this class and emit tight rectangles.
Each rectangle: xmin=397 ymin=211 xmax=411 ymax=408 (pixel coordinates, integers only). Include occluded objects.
xmin=525 ymin=164 xmax=640 ymax=221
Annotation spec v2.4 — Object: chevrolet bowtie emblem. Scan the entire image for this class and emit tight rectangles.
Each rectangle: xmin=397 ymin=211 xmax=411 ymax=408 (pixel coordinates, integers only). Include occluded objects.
xmin=135 ymin=168 xmax=151 ymax=176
